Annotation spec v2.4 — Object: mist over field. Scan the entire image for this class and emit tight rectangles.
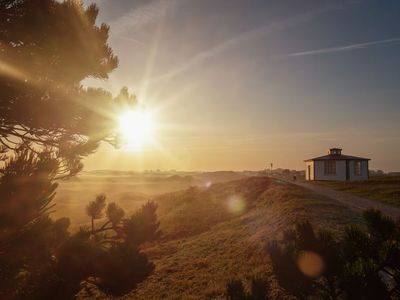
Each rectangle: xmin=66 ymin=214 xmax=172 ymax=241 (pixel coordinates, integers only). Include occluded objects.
xmin=54 ymin=171 xmax=248 ymax=231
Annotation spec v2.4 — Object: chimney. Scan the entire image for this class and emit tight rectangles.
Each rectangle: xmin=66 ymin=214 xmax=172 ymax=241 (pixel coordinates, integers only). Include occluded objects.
xmin=329 ymin=148 xmax=342 ymax=155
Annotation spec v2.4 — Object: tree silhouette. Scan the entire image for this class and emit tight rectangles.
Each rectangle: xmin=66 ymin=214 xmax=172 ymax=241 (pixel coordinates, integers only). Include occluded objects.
xmin=52 ymin=198 xmax=160 ymax=299
xmin=0 ymin=1 xmax=158 ymax=299
xmin=0 ymin=153 xmax=161 ymax=299
xmin=0 ymin=0 xmax=134 ymax=178
xmin=86 ymin=194 xmax=107 ymax=233
xmin=106 ymin=202 xmax=125 ymax=227
xmin=124 ymin=200 xmax=162 ymax=245
xmin=0 ymin=150 xmax=70 ymax=299
xmin=0 ymin=149 xmax=59 ymax=251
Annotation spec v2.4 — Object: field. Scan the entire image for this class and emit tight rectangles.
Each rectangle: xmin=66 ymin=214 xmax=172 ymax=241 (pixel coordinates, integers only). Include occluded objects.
xmin=54 ymin=171 xmax=246 ymax=231
xmin=310 ymin=176 xmax=400 ymax=207
xmin=59 ymin=173 xmax=363 ymax=299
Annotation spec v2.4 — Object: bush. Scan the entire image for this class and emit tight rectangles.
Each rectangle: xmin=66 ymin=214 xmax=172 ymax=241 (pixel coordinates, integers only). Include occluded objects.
xmin=267 ymin=209 xmax=400 ymax=299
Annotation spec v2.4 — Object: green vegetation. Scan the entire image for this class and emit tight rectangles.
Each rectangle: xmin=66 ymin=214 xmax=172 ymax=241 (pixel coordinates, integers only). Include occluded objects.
xmin=311 ymin=176 xmax=400 ymax=207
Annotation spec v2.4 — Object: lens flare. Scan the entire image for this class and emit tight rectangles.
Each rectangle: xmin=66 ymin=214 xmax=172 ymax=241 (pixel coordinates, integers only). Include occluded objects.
xmin=227 ymin=195 xmax=246 ymax=214
xmin=297 ymin=251 xmax=324 ymax=278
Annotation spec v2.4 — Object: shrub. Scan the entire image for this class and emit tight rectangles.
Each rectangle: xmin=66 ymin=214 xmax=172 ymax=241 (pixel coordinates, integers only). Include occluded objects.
xmin=267 ymin=209 xmax=400 ymax=299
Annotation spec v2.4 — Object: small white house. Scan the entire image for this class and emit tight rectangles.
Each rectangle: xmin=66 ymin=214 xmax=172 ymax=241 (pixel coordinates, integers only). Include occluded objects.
xmin=305 ymin=148 xmax=370 ymax=181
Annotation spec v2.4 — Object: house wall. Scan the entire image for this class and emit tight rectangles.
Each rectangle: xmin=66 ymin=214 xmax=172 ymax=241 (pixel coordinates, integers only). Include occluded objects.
xmin=314 ymin=160 xmax=347 ymax=181
xmin=348 ymin=160 xmax=369 ymax=181
xmin=305 ymin=161 xmax=314 ymax=180
xmin=309 ymin=160 xmax=369 ymax=181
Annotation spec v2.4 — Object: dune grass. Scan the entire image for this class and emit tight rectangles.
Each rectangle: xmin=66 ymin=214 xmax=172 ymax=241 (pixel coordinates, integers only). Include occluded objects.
xmin=121 ymin=177 xmax=362 ymax=299
xmin=310 ymin=176 xmax=400 ymax=207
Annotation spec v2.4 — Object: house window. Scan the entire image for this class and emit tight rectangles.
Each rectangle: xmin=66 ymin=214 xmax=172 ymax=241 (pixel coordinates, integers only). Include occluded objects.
xmin=324 ymin=161 xmax=336 ymax=175
xmin=354 ymin=161 xmax=361 ymax=176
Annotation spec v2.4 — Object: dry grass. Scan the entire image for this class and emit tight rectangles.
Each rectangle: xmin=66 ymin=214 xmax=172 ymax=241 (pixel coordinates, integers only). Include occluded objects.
xmin=66 ymin=175 xmax=363 ymax=299
xmin=119 ymin=177 xmax=362 ymax=299
xmin=311 ymin=176 xmax=400 ymax=207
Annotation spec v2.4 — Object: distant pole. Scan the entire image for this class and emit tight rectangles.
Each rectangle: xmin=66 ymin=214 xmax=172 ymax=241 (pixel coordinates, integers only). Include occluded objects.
xmin=270 ymin=163 xmax=273 ymax=176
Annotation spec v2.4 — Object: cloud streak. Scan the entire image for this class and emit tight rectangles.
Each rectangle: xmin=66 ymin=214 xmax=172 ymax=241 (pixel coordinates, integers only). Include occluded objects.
xmin=286 ymin=38 xmax=400 ymax=57
xmin=110 ymin=0 xmax=182 ymax=35
xmin=148 ymin=3 xmax=342 ymax=84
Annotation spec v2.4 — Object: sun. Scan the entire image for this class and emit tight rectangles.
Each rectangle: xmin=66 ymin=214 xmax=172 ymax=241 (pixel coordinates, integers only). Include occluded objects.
xmin=118 ymin=109 xmax=155 ymax=150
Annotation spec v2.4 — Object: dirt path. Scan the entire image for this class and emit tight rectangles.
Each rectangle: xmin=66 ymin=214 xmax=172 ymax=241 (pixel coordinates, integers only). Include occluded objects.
xmin=290 ymin=180 xmax=400 ymax=220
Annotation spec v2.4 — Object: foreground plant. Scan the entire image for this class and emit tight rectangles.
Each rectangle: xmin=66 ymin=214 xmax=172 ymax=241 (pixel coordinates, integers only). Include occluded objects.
xmin=267 ymin=209 xmax=400 ymax=299
xmin=0 ymin=150 xmax=161 ymax=299
xmin=0 ymin=1 xmax=157 ymax=298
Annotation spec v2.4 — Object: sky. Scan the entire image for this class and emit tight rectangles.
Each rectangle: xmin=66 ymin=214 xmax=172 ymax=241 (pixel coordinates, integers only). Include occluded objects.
xmin=82 ymin=0 xmax=400 ymax=172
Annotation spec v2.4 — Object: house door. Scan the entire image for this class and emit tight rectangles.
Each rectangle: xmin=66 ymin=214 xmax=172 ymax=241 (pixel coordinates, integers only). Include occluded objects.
xmin=307 ymin=165 xmax=311 ymax=180
xmin=346 ymin=161 xmax=350 ymax=180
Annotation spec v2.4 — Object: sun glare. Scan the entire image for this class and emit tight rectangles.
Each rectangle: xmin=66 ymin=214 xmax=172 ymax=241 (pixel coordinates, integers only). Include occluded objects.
xmin=118 ymin=109 xmax=155 ymax=150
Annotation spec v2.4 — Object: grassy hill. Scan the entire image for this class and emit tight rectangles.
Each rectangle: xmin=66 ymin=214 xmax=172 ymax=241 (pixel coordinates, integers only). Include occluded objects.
xmin=116 ymin=177 xmax=361 ymax=299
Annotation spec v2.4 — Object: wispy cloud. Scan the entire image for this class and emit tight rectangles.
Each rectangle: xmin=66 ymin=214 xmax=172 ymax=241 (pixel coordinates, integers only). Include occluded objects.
xmin=110 ymin=0 xmax=182 ymax=35
xmin=148 ymin=3 xmax=342 ymax=84
xmin=118 ymin=36 xmax=145 ymax=46
xmin=286 ymin=38 xmax=400 ymax=57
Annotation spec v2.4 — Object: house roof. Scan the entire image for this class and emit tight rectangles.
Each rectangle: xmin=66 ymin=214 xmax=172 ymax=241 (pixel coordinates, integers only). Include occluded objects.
xmin=304 ymin=154 xmax=370 ymax=162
